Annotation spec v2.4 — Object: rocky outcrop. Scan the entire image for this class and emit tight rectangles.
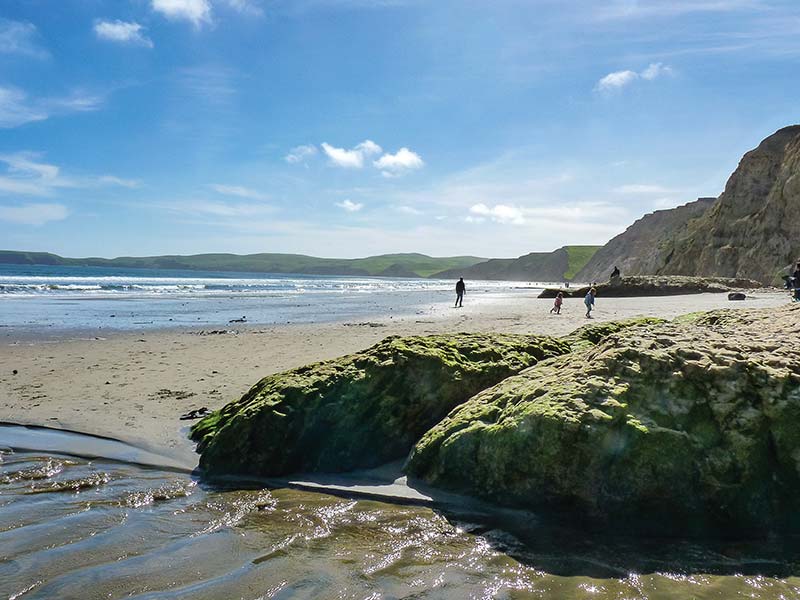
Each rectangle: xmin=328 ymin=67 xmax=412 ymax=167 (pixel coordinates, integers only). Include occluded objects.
xmin=574 ymin=198 xmax=715 ymax=283
xmin=656 ymin=126 xmax=800 ymax=284
xmin=406 ymin=304 xmax=800 ymax=536
xmin=191 ymin=333 xmax=570 ymax=478
xmin=538 ymin=275 xmax=762 ymax=298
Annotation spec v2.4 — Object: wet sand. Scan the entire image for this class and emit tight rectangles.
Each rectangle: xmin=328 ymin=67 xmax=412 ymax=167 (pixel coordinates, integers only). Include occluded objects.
xmin=0 ymin=290 xmax=789 ymax=463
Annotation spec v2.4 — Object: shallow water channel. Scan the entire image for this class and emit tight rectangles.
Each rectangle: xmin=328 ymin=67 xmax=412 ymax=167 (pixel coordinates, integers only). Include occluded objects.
xmin=2 ymin=425 xmax=800 ymax=599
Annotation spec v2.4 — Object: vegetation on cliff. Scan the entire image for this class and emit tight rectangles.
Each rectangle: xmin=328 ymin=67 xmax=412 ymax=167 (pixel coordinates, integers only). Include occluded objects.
xmin=432 ymin=245 xmax=600 ymax=282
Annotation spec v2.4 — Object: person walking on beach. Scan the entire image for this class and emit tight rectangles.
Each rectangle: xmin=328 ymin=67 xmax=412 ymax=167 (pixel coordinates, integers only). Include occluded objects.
xmin=584 ymin=287 xmax=596 ymax=318
xmin=550 ymin=291 xmax=563 ymax=314
xmin=792 ymin=263 xmax=800 ymax=301
xmin=455 ymin=277 xmax=466 ymax=307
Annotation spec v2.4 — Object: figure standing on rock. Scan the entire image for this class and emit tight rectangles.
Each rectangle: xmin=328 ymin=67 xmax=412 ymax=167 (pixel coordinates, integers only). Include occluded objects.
xmin=455 ymin=277 xmax=466 ymax=307
xmin=584 ymin=287 xmax=596 ymax=318
xmin=610 ymin=265 xmax=620 ymax=281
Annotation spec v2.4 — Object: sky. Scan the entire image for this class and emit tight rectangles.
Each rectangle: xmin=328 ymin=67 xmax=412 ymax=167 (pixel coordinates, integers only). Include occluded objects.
xmin=1 ymin=0 xmax=799 ymax=259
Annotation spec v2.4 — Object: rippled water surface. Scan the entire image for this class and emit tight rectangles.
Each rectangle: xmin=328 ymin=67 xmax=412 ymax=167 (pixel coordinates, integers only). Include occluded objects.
xmin=3 ymin=442 xmax=800 ymax=599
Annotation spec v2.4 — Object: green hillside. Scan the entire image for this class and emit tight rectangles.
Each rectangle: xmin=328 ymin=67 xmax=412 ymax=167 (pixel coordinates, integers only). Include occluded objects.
xmin=431 ymin=245 xmax=601 ymax=282
xmin=0 ymin=250 xmax=485 ymax=279
xmin=564 ymin=246 xmax=601 ymax=280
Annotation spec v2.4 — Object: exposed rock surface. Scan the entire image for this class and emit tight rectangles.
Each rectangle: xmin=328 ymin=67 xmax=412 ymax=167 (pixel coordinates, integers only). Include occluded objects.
xmin=538 ymin=275 xmax=762 ymax=298
xmin=574 ymin=198 xmax=715 ymax=283
xmin=406 ymin=304 xmax=800 ymax=536
xmin=657 ymin=126 xmax=800 ymax=284
xmin=191 ymin=333 xmax=570 ymax=477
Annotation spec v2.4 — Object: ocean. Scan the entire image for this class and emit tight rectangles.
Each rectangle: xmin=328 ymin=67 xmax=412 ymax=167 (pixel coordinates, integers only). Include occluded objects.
xmin=0 ymin=264 xmax=537 ymax=337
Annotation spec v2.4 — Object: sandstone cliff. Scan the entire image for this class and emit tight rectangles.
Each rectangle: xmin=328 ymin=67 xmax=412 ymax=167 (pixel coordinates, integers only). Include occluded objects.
xmin=573 ymin=198 xmax=715 ymax=283
xmin=576 ymin=125 xmax=800 ymax=285
xmin=657 ymin=125 xmax=800 ymax=284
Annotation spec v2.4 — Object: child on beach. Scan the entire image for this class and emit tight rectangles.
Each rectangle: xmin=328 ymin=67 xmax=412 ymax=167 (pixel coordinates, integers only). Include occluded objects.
xmin=584 ymin=287 xmax=596 ymax=318
xmin=550 ymin=292 xmax=563 ymax=314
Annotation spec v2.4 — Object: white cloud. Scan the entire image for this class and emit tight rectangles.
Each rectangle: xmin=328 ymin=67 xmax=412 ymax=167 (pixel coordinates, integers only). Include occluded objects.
xmin=0 ymin=19 xmax=48 ymax=59
xmin=94 ymin=20 xmax=154 ymax=48
xmin=395 ymin=205 xmax=422 ymax=215
xmin=374 ymin=147 xmax=424 ymax=177
xmin=0 ymin=152 xmax=137 ymax=196
xmin=46 ymin=90 xmax=106 ymax=113
xmin=336 ymin=199 xmax=364 ymax=212
xmin=209 ymin=183 xmax=269 ymax=200
xmin=593 ymin=1 xmax=758 ymax=21
xmin=285 ymin=144 xmax=318 ymax=164
xmin=98 ymin=175 xmax=141 ymax=188
xmin=0 ymin=86 xmax=106 ymax=128
xmin=595 ymin=63 xmax=673 ymax=92
xmin=596 ymin=69 xmax=639 ymax=91
xmin=469 ymin=203 xmax=526 ymax=225
xmin=640 ymin=62 xmax=673 ymax=80
xmin=0 ymin=87 xmax=47 ymax=128
xmin=152 ymin=0 xmax=213 ymax=27
xmin=322 ymin=140 xmax=382 ymax=168
xmin=0 ymin=203 xmax=68 ymax=225
xmin=220 ymin=0 xmax=265 ymax=17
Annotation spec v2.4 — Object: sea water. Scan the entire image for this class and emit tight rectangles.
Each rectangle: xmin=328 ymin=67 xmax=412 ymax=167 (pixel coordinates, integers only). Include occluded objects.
xmin=2 ymin=426 xmax=800 ymax=600
xmin=0 ymin=264 xmax=538 ymax=337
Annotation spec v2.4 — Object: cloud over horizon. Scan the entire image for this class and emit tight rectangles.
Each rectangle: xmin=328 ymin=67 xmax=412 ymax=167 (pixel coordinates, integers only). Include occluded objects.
xmin=596 ymin=62 xmax=674 ymax=92
xmin=336 ymin=199 xmax=364 ymax=212
xmin=322 ymin=140 xmax=382 ymax=168
xmin=374 ymin=147 xmax=424 ymax=177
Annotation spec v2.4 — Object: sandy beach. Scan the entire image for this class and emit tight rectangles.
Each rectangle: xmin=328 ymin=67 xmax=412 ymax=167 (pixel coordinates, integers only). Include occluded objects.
xmin=0 ymin=290 xmax=789 ymax=463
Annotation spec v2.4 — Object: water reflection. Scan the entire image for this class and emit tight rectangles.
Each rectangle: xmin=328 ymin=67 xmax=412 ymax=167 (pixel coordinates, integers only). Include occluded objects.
xmin=1 ymin=434 xmax=800 ymax=599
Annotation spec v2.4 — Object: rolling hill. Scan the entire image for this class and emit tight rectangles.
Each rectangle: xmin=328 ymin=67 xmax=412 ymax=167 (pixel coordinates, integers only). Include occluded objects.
xmin=0 ymin=251 xmax=486 ymax=279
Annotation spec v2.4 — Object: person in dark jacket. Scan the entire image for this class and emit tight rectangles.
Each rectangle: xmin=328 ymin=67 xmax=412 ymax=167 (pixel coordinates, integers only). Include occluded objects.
xmin=584 ymin=287 xmax=596 ymax=318
xmin=455 ymin=277 xmax=466 ymax=307
xmin=610 ymin=265 xmax=620 ymax=280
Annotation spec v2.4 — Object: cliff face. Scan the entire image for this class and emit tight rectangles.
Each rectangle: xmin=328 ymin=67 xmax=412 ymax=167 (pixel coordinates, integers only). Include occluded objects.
xmin=657 ymin=126 xmax=800 ymax=284
xmin=576 ymin=126 xmax=800 ymax=285
xmin=574 ymin=198 xmax=715 ymax=283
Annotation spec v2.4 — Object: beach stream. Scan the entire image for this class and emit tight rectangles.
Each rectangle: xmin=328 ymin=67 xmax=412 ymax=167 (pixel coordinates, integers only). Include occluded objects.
xmin=2 ymin=425 xmax=800 ymax=599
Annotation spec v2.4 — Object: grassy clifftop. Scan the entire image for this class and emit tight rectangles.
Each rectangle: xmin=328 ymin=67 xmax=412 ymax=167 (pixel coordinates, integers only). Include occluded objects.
xmin=432 ymin=245 xmax=601 ymax=282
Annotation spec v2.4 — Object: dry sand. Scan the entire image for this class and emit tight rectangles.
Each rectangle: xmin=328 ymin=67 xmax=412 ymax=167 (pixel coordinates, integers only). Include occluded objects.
xmin=0 ymin=290 xmax=789 ymax=465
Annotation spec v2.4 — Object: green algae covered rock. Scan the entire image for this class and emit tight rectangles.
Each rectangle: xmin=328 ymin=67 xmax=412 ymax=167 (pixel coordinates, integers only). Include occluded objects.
xmin=406 ymin=305 xmax=800 ymax=536
xmin=192 ymin=333 xmax=570 ymax=478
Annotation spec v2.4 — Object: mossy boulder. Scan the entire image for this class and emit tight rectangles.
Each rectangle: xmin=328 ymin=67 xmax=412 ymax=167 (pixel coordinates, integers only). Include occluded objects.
xmin=191 ymin=333 xmax=570 ymax=478
xmin=406 ymin=304 xmax=800 ymax=536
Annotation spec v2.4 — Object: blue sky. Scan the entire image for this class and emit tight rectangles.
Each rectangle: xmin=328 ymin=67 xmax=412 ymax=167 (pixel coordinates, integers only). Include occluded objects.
xmin=1 ymin=0 xmax=799 ymax=258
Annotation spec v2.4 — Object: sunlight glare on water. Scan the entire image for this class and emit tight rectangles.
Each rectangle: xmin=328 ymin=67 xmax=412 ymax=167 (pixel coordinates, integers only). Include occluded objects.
xmin=2 ymin=439 xmax=800 ymax=599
